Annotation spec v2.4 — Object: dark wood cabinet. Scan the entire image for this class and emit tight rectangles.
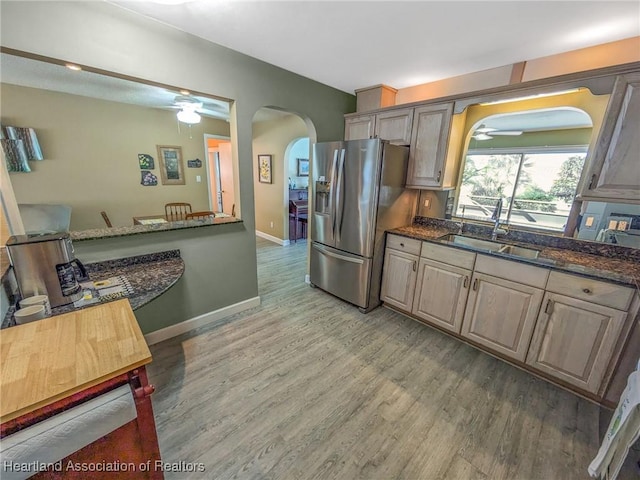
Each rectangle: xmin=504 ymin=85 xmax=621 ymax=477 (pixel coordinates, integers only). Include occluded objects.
xmin=288 ymin=188 xmax=308 ymax=242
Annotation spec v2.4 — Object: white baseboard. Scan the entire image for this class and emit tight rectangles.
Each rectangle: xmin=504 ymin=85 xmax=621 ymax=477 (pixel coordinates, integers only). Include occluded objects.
xmin=305 ymin=274 xmax=311 ymax=284
xmin=144 ymin=296 xmax=261 ymax=345
xmin=256 ymin=230 xmax=290 ymax=246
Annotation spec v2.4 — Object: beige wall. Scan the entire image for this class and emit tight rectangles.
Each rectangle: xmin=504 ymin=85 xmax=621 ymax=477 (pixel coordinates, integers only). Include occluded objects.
xmin=1 ymin=83 xmax=230 ymax=230
xmin=523 ymin=36 xmax=640 ymax=82
xmin=252 ymin=114 xmax=308 ymax=239
xmin=396 ymin=37 xmax=640 ymax=105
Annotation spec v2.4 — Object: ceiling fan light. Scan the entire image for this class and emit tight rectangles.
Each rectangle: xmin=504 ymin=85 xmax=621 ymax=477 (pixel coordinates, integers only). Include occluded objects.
xmin=177 ymin=108 xmax=201 ymax=124
xmin=473 ymin=133 xmax=492 ymax=141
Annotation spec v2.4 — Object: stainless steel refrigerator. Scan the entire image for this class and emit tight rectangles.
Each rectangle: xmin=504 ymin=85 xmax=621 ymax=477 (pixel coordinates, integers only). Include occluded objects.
xmin=310 ymin=138 xmax=418 ymax=312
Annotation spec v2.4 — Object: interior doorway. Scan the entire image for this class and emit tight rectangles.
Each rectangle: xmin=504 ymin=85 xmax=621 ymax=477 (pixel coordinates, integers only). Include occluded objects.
xmin=205 ymin=135 xmax=234 ymax=215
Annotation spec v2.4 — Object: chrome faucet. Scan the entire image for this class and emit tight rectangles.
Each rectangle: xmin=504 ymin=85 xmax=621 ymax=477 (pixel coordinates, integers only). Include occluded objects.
xmin=490 ymin=198 xmax=507 ymax=240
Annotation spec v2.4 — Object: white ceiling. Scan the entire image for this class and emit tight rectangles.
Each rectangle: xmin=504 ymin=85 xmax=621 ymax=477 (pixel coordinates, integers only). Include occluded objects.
xmin=110 ymin=0 xmax=640 ymax=94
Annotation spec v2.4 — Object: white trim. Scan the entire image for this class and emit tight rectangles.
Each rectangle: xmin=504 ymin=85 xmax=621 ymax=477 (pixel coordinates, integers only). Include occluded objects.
xmin=1 ymin=151 xmax=25 ymax=235
xmin=255 ymin=230 xmax=290 ymax=246
xmin=144 ymin=296 xmax=261 ymax=345
xmin=467 ymin=144 xmax=589 ymax=155
xmin=202 ymin=133 xmax=231 ymax=212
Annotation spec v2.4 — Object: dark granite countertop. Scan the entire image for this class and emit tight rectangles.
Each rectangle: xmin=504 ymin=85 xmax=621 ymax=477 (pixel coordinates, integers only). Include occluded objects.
xmin=389 ymin=220 xmax=640 ymax=290
xmin=71 ymin=216 xmax=242 ymax=242
xmin=2 ymin=250 xmax=184 ymax=329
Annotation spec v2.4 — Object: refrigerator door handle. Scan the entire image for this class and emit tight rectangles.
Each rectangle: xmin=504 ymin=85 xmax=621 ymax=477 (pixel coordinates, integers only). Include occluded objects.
xmin=312 ymin=243 xmax=364 ymax=264
xmin=335 ymin=148 xmax=346 ymax=242
xmin=331 ymin=149 xmax=339 ymax=236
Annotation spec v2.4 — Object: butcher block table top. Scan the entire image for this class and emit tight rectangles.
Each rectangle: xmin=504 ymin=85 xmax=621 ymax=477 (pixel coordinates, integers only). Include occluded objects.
xmin=0 ymin=299 xmax=151 ymax=423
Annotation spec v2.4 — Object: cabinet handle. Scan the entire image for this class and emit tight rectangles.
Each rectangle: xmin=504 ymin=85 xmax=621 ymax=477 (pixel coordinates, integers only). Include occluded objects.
xmin=437 ymin=170 xmax=442 ymax=182
xmin=463 ymin=276 xmax=469 ymax=288
xmin=582 ymin=288 xmax=592 ymax=294
xmin=588 ymin=174 xmax=597 ymax=190
xmin=544 ymin=299 xmax=553 ymax=314
xmin=413 ymin=261 xmax=417 ymax=272
xmin=472 ymin=278 xmax=478 ymax=291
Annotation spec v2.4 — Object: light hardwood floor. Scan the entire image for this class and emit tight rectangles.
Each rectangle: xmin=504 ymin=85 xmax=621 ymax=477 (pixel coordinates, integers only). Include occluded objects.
xmin=147 ymin=237 xmax=632 ymax=480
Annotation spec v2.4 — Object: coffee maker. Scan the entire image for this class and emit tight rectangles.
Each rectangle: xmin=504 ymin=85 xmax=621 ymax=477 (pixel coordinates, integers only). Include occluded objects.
xmin=6 ymin=232 xmax=87 ymax=307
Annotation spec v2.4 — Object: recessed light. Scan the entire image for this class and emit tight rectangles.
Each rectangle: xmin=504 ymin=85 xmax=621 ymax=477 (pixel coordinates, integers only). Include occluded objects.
xmin=180 ymin=90 xmax=190 ymax=95
xmin=65 ymin=63 xmax=82 ymax=71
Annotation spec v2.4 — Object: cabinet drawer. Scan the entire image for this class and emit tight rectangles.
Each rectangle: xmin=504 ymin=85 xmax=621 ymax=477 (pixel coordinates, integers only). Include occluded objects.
xmin=546 ymin=271 xmax=634 ymax=311
xmin=474 ymin=254 xmax=549 ymax=289
xmin=421 ymin=241 xmax=476 ymax=270
xmin=386 ymin=234 xmax=421 ymax=256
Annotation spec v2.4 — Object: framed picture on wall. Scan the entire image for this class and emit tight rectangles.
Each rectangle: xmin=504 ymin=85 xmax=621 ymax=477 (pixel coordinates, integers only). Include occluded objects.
xmin=258 ymin=154 xmax=272 ymax=184
xmin=297 ymin=158 xmax=309 ymax=176
xmin=157 ymin=145 xmax=185 ymax=185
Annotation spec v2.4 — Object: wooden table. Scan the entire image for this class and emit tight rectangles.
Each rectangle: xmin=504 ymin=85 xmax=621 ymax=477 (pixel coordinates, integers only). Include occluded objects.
xmin=1 ymin=300 xmax=162 ymax=479
xmin=133 ymin=215 xmax=171 ymax=226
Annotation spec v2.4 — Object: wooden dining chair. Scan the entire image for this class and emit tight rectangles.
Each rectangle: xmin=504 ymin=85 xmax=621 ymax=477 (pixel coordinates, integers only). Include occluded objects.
xmin=185 ymin=211 xmax=216 ymax=220
xmin=100 ymin=211 xmax=113 ymax=227
xmin=164 ymin=202 xmax=192 ymax=221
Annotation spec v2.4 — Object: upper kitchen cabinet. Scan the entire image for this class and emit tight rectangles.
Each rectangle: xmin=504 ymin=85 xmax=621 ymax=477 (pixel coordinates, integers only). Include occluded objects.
xmin=579 ymin=72 xmax=640 ymax=203
xmin=374 ymin=108 xmax=414 ymax=145
xmin=344 ymin=108 xmax=413 ymax=145
xmin=344 ymin=114 xmax=375 ymax=141
xmin=406 ymin=103 xmax=465 ymax=189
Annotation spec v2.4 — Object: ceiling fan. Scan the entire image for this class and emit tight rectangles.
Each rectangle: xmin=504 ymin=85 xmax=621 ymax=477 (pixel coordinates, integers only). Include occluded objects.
xmin=472 ymin=124 xmax=523 ymax=140
xmin=170 ymin=95 xmax=228 ymax=124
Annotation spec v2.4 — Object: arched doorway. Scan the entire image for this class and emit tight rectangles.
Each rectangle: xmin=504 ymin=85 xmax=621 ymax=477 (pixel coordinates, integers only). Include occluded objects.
xmin=251 ymin=107 xmax=316 ymax=245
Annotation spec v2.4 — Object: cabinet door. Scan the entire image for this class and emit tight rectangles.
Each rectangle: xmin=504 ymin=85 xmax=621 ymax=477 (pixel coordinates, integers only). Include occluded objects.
xmin=461 ymin=272 xmax=543 ymax=361
xmin=526 ymin=293 xmax=627 ymax=394
xmin=345 ymin=115 xmax=375 ymax=141
xmin=406 ymin=103 xmax=453 ymax=188
xmin=381 ymin=249 xmax=418 ymax=312
xmin=374 ymin=108 xmax=413 ymax=145
xmin=581 ymin=73 xmax=640 ymax=202
xmin=412 ymin=258 xmax=471 ymax=334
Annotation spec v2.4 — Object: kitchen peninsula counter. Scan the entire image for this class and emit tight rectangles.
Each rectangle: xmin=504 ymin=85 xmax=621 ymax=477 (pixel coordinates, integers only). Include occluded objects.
xmin=71 ymin=215 xmax=242 ymax=241
xmin=1 ymin=250 xmax=184 ymax=329
xmin=389 ymin=220 xmax=640 ymax=289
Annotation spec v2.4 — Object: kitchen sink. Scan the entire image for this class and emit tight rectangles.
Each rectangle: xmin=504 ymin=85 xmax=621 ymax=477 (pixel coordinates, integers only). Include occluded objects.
xmin=438 ymin=234 xmax=541 ymax=259
xmin=498 ymin=244 xmax=541 ymax=259
xmin=439 ymin=234 xmax=504 ymax=252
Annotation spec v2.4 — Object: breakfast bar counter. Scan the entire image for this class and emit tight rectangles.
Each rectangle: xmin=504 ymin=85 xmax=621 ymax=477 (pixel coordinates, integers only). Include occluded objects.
xmin=2 ymin=250 xmax=185 ymax=329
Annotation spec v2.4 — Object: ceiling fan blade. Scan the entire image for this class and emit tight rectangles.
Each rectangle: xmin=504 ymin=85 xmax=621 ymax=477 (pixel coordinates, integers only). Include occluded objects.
xmin=489 ymin=130 xmax=523 ymax=136
xmin=475 ymin=124 xmax=497 ymax=134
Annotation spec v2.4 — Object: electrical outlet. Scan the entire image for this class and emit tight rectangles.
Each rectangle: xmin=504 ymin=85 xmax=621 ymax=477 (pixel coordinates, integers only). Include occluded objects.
xmin=423 ymin=199 xmax=431 ymax=208
xmin=270 ymin=221 xmax=274 ymax=228
xmin=196 ymin=175 xmax=202 ymax=183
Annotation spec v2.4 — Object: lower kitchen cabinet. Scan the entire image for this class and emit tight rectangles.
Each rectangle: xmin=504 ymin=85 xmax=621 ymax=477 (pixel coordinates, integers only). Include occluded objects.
xmin=460 ymin=272 xmax=544 ymax=362
xmin=412 ymin=258 xmax=471 ymax=334
xmin=380 ymin=248 xmax=418 ymax=312
xmin=380 ymin=237 xmax=638 ymax=402
xmin=526 ymin=293 xmax=628 ymax=395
